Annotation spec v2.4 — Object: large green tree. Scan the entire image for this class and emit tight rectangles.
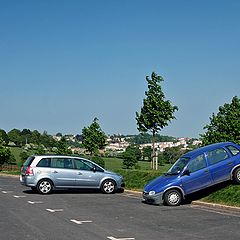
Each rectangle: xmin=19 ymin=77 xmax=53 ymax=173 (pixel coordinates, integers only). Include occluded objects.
xmin=0 ymin=129 xmax=9 ymax=145
xmin=82 ymin=118 xmax=107 ymax=155
xmin=56 ymin=137 xmax=72 ymax=155
xmin=136 ymin=72 xmax=178 ymax=170
xmin=201 ymin=96 xmax=240 ymax=145
xmin=8 ymin=128 xmax=22 ymax=146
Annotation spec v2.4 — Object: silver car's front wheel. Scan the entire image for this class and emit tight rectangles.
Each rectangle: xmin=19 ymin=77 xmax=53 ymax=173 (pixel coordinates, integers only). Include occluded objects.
xmin=101 ymin=179 xmax=116 ymax=194
xmin=37 ymin=179 xmax=53 ymax=194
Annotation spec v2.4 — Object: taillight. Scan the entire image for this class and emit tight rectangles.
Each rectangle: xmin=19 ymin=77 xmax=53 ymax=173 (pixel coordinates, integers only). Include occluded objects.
xmin=25 ymin=166 xmax=34 ymax=175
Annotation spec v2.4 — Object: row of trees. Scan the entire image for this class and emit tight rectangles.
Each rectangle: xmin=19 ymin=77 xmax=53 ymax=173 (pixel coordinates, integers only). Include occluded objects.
xmin=0 ymin=128 xmax=57 ymax=147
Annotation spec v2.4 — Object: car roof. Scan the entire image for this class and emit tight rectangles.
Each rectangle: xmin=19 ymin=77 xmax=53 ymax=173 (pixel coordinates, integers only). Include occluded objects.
xmin=32 ymin=155 xmax=84 ymax=159
xmin=183 ymin=142 xmax=237 ymax=158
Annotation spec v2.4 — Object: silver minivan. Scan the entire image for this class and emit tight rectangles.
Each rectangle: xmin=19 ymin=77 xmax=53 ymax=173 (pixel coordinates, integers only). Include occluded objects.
xmin=20 ymin=155 xmax=125 ymax=194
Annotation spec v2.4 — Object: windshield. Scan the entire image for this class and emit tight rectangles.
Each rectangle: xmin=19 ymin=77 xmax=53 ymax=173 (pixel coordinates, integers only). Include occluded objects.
xmin=166 ymin=157 xmax=189 ymax=175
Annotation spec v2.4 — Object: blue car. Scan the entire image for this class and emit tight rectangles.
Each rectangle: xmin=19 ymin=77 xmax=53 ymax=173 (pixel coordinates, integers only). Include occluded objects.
xmin=143 ymin=142 xmax=240 ymax=206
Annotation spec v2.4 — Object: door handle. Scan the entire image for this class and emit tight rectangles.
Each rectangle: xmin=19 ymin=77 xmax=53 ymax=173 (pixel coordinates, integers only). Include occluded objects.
xmin=204 ymin=170 xmax=209 ymax=173
xmin=52 ymin=170 xmax=58 ymax=173
xmin=228 ymin=162 xmax=233 ymax=166
xmin=77 ymin=172 xmax=82 ymax=175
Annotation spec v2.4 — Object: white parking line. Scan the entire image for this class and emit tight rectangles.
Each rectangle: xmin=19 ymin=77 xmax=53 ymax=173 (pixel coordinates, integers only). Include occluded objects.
xmin=70 ymin=219 xmax=92 ymax=225
xmin=1 ymin=191 xmax=13 ymax=194
xmin=46 ymin=208 xmax=64 ymax=213
xmin=27 ymin=201 xmax=43 ymax=204
xmin=13 ymin=195 xmax=26 ymax=198
xmin=107 ymin=237 xmax=135 ymax=240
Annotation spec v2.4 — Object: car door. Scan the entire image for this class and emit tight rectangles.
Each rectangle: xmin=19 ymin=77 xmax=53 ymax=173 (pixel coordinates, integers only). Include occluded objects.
xmin=181 ymin=154 xmax=213 ymax=195
xmin=206 ymin=147 xmax=233 ymax=183
xmin=50 ymin=158 xmax=76 ymax=187
xmin=73 ymin=159 xmax=104 ymax=188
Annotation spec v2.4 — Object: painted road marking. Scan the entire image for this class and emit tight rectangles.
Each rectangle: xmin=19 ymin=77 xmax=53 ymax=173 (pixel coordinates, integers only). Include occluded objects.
xmin=107 ymin=237 xmax=135 ymax=240
xmin=70 ymin=219 xmax=92 ymax=225
xmin=13 ymin=195 xmax=26 ymax=198
xmin=2 ymin=191 xmax=13 ymax=194
xmin=27 ymin=201 xmax=43 ymax=204
xmin=46 ymin=209 xmax=64 ymax=213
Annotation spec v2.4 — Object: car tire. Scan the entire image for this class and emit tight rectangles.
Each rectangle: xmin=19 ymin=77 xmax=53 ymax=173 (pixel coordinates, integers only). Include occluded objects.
xmin=164 ymin=189 xmax=182 ymax=206
xmin=233 ymin=168 xmax=240 ymax=184
xmin=101 ymin=179 xmax=116 ymax=194
xmin=37 ymin=179 xmax=53 ymax=194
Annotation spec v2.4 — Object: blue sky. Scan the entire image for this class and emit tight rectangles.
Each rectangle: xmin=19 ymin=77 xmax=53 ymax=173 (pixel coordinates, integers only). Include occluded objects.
xmin=1 ymin=0 xmax=240 ymax=138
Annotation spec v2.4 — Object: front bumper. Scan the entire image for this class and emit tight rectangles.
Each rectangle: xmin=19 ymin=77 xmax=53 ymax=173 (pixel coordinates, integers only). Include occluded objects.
xmin=142 ymin=191 xmax=164 ymax=205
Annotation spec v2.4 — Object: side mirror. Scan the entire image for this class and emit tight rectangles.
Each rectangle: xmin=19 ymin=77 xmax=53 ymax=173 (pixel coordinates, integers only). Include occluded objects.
xmin=92 ymin=167 xmax=96 ymax=173
xmin=182 ymin=169 xmax=190 ymax=176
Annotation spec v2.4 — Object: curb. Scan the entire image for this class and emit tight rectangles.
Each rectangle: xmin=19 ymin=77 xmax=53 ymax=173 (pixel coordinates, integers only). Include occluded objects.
xmin=192 ymin=200 xmax=240 ymax=212
xmin=0 ymin=173 xmax=19 ymax=178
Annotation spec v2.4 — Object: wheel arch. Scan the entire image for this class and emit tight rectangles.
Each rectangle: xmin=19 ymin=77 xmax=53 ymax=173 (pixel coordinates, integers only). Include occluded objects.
xmin=99 ymin=177 xmax=117 ymax=188
xmin=230 ymin=164 xmax=240 ymax=180
xmin=162 ymin=186 xmax=185 ymax=201
xmin=37 ymin=177 xmax=54 ymax=187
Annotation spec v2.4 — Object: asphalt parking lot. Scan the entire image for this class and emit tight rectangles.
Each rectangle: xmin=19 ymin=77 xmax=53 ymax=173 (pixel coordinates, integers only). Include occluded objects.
xmin=1 ymin=175 xmax=240 ymax=240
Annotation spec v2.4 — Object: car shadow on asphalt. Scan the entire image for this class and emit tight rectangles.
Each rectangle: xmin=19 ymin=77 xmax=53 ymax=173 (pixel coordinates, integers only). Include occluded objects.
xmin=23 ymin=188 xmax=124 ymax=195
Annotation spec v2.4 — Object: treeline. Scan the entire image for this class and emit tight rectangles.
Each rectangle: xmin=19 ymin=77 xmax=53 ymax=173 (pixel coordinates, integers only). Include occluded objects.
xmin=0 ymin=128 xmax=57 ymax=147
xmin=127 ymin=133 xmax=176 ymax=144
xmin=1 ymin=129 xmax=178 ymax=147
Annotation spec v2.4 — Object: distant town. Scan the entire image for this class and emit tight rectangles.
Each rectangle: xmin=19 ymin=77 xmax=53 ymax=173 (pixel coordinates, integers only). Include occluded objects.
xmin=53 ymin=134 xmax=202 ymax=155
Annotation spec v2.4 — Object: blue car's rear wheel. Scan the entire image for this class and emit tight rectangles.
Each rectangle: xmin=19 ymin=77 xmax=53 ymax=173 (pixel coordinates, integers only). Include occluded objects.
xmin=164 ymin=189 xmax=182 ymax=206
xmin=233 ymin=167 xmax=240 ymax=183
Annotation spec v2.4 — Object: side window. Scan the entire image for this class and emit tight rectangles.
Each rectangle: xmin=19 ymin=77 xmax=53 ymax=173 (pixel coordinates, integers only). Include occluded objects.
xmin=74 ymin=159 xmax=92 ymax=171
xmin=227 ymin=145 xmax=240 ymax=156
xmin=51 ymin=158 xmax=73 ymax=169
xmin=63 ymin=159 xmax=74 ymax=169
xmin=51 ymin=158 xmax=64 ymax=168
xmin=188 ymin=154 xmax=207 ymax=173
xmin=207 ymin=148 xmax=229 ymax=165
xmin=37 ymin=158 xmax=51 ymax=167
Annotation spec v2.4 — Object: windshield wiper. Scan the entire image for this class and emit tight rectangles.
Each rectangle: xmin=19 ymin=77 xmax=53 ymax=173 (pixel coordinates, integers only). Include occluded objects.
xmin=164 ymin=172 xmax=178 ymax=176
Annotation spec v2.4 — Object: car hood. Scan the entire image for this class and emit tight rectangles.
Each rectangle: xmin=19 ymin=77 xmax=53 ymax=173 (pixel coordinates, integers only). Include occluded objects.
xmin=144 ymin=175 xmax=178 ymax=192
xmin=104 ymin=170 xmax=121 ymax=177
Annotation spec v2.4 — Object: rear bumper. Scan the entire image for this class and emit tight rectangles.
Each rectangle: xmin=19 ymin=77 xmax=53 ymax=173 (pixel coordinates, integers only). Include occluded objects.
xmin=19 ymin=174 xmax=36 ymax=187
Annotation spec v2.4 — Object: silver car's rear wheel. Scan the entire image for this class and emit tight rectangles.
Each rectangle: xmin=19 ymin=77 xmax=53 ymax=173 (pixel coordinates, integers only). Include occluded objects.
xmin=101 ymin=179 xmax=116 ymax=194
xmin=37 ymin=179 xmax=53 ymax=194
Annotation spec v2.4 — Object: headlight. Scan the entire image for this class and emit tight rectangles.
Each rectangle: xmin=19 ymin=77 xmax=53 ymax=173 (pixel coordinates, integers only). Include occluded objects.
xmin=149 ymin=191 xmax=156 ymax=196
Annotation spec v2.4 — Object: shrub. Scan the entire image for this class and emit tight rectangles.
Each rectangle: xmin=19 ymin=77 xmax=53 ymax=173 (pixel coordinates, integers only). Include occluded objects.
xmin=90 ymin=156 xmax=105 ymax=168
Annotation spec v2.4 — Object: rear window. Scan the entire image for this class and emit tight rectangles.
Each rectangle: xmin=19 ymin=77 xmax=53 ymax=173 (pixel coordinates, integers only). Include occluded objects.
xmin=37 ymin=158 xmax=51 ymax=167
xmin=23 ymin=156 xmax=35 ymax=166
xmin=226 ymin=145 xmax=240 ymax=156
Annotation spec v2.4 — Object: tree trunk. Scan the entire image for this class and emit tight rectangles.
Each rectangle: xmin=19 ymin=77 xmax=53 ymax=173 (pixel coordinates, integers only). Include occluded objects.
xmin=152 ymin=130 xmax=156 ymax=170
